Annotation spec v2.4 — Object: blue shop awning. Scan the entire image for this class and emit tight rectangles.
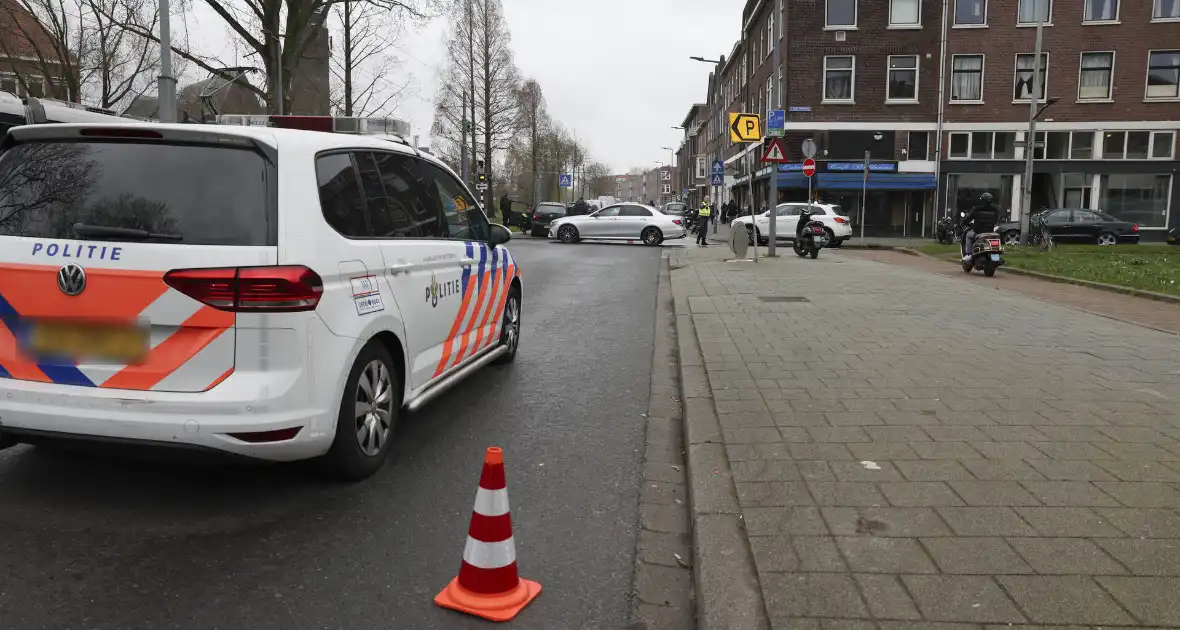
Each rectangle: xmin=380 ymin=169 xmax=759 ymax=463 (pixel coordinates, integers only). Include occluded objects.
xmin=773 ymin=173 xmax=812 ymax=189
xmin=817 ymin=173 xmax=937 ymax=190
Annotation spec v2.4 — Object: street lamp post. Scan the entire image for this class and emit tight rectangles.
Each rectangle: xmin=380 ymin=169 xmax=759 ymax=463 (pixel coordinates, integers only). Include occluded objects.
xmin=1018 ymin=20 xmax=1058 ymax=245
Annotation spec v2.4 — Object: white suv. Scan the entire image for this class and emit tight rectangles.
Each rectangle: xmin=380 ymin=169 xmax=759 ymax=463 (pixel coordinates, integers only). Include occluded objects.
xmin=732 ymin=203 xmax=852 ymax=247
xmin=0 ymin=123 xmax=521 ymax=480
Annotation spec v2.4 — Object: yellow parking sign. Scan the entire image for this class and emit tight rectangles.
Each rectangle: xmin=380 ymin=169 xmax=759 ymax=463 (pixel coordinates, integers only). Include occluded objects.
xmin=728 ymin=113 xmax=761 ymax=143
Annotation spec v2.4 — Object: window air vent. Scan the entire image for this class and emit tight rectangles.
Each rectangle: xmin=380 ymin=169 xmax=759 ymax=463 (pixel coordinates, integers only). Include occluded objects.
xmin=835 ymin=31 xmax=847 ymax=42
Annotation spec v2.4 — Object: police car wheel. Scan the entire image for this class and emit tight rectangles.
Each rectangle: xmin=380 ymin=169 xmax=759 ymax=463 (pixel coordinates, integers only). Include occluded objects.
xmin=323 ymin=342 xmax=400 ymax=481
xmin=492 ymin=286 xmax=522 ymax=365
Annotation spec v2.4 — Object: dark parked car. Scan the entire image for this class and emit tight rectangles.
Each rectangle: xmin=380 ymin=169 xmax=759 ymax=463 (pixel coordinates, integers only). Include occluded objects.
xmin=996 ymin=208 xmax=1139 ymax=246
xmin=661 ymin=202 xmax=688 ymax=217
xmin=531 ymin=202 xmax=568 ymax=237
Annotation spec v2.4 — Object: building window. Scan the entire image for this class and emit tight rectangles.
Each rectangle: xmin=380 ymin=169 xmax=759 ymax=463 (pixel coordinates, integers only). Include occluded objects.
xmin=1071 ymin=131 xmax=1095 ymax=159
xmin=1078 ymin=52 xmax=1114 ymax=100
xmin=907 ymin=131 xmax=929 ymax=160
xmin=826 ymin=0 xmax=857 ymax=28
xmin=24 ymin=76 xmax=44 ymax=98
xmin=0 ymin=73 xmax=17 ymax=95
xmin=949 ymin=131 xmax=1016 ymax=160
xmin=949 ymin=132 xmax=970 ymax=158
xmin=1156 ymin=0 xmax=1180 ymax=20
xmin=1100 ymin=174 xmax=1172 ymax=228
xmin=1017 ymin=0 xmax=1051 ymax=24
xmin=1061 ymin=173 xmax=1094 ymax=208
xmin=889 ymin=0 xmax=920 ymax=26
xmin=695 ymin=156 xmax=706 ymax=180
xmin=767 ymin=14 xmax=774 ymax=54
xmin=1014 ymin=53 xmax=1048 ymax=101
xmin=1151 ymin=131 xmax=1176 ymax=159
xmin=949 ymin=173 xmax=1013 ymax=215
xmin=950 ymin=55 xmax=984 ymax=101
xmin=1034 ymin=131 xmax=1072 ymax=159
xmin=955 ymin=0 xmax=987 ymax=25
xmin=1101 ymin=131 xmax=1157 ymax=159
xmin=1084 ymin=0 xmax=1118 ymax=22
xmin=887 ymin=55 xmax=918 ymax=102
xmin=823 ymin=56 xmax=855 ymax=102
xmin=1146 ymin=51 xmax=1180 ymax=99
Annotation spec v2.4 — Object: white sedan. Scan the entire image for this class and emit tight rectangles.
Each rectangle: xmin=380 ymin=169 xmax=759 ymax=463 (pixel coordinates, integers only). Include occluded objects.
xmin=549 ymin=203 xmax=688 ymax=246
xmin=732 ymin=203 xmax=852 ymax=247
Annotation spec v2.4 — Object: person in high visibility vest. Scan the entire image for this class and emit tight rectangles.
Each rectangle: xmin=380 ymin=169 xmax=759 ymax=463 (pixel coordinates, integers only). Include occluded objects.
xmin=696 ymin=201 xmax=712 ymax=246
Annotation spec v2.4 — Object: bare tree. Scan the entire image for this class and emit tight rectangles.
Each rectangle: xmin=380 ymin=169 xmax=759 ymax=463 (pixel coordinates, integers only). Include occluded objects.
xmin=0 ymin=0 xmax=163 ymax=109
xmin=514 ymin=78 xmax=545 ymax=207
xmin=116 ymin=0 xmax=433 ymax=114
xmin=430 ymin=0 xmax=520 ymax=211
xmin=329 ymin=1 xmax=411 ymax=116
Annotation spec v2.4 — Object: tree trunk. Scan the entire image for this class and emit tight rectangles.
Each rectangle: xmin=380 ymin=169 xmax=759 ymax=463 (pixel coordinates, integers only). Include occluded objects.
xmin=481 ymin=0 xmax=494 ymax=215
xmin=467 ymin=0 xmax=476 ymax=188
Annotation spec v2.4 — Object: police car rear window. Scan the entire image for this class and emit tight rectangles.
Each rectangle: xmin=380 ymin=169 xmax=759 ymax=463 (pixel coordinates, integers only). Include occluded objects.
xmin=0 ymin=141 xmax=273 ymax=246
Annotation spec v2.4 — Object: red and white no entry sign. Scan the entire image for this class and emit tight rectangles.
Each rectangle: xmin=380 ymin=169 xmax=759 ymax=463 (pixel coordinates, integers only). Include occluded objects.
xmin=802 ymin=158 xmax=816 ymax=177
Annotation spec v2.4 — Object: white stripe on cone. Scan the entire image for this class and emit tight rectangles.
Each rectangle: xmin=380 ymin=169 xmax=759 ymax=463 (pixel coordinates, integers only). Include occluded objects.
xmin=473 ymin=487 xmax=510 ymax=517
xmin=462 ymin=536 xmax=517 ymax=570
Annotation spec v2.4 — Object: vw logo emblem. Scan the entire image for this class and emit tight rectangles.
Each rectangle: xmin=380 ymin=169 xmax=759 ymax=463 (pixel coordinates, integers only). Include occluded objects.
xmin=57 ymin=263 xmax=87 ymax=296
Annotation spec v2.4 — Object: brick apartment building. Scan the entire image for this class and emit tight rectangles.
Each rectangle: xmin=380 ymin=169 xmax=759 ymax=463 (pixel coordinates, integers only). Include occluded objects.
xmin=673 ymin=0 xmax=1180 ymax=239
xmin=0 ymin=0 xmax=72 ymax=101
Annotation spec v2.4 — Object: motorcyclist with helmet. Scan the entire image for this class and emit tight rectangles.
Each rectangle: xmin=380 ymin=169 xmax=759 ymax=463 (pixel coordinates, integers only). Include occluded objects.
xmin=962 ymin=192 xmax=999 ymax=261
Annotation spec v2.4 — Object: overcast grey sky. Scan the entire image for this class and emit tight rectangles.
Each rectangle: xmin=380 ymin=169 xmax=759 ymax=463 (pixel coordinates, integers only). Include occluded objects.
xmin=186 ymin=0 xmax=745 ymax=173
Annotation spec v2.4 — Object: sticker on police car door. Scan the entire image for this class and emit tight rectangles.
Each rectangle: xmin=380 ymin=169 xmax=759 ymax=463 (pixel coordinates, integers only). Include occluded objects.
xmin=351 ymin=275 xmax=385 ymax=315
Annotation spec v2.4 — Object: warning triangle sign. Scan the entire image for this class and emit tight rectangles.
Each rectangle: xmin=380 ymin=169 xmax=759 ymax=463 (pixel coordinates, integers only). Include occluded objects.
xmin=761 ymin=137 xmax=788 ymax=164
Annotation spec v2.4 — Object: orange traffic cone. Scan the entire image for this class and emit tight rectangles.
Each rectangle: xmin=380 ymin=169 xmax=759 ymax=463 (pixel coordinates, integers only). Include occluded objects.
xmin=434 ymin=447 xmax=542 ymax=622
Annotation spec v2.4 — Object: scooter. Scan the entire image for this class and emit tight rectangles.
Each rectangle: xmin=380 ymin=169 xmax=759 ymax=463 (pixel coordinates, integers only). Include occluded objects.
xmin=962 ymin=232 xmax=1005 ymax=277
xmin=793 ymin=219 xmax=829 ymax=259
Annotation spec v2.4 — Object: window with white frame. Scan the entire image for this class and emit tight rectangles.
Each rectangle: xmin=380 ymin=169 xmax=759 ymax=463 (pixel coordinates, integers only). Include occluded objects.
xmin=661 ymin=184 xmax=671 ymax=195
xmin=1017 ymin=0 xmax=1050 ymax=24
xmin=1156 ymin=0 xmax=1180 ymax=20
xmin=1084 ymin=0 xmax=1118 ymax=22
xmin=887 ymin=55 xmax=918 ymax=101
xmin=823 ymin=56 xmax=855 ymax=101
xmin=950 ymin=55 xmax=984 ymax=101
xmin=826 ymin=0 xmax=857 ymax=28
xmin=766 ymin=14 xmax=774 ymax=55
xmin=1033 ymin=131 xmax=1096 ymax=159
xmin=947 ymin=131 xmax=1017 ymax=159
xmin=0 ymin=73 xmax=17 ymax=95
xmin=695 ymin=156 xmax=706 ymax=180
xmin=766 ymin=77 xmax=773 ymax=114
xmin=1151 ymin=131 xmax=1176 ymax=158
xmin=1146 ymin=51 xmax=1180 ymax=99
xmin=889 ymin=0 xmax=920 ymax=26
xmin=954 ymin=0 xmax=986 ymax=25
xmin=1078 ymin=52 xmax=1114 ymax=100
xmin=1014 ymin=53 xmax=1048 ymax=101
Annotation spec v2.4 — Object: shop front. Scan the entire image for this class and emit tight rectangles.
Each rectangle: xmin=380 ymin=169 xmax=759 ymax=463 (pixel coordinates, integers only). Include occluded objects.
xmin=775 ymin=161 xmax=936 ymax=238
xmin=940 ymin=160 xmax=1178 ymax=242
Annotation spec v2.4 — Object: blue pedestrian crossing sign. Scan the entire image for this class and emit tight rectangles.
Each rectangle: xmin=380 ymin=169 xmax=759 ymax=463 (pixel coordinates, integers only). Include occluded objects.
xmin=559 ymin=173 xmax=573 ymax=188
xmin=711 ymin=160 xmax=724 ymax=176
xmin=710 ymin=173 xmax=724 ymax=186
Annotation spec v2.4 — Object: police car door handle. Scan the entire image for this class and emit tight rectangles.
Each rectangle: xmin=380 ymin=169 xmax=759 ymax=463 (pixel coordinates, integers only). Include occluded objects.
xmin=388 ymin=263 xmax=413 ymax=275
xmin=459 ymin=258 xmax=476 ymax=267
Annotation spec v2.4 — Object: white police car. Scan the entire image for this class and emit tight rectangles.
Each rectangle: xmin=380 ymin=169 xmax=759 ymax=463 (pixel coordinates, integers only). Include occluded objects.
xmin=0 ymin=122 xmax=521 ymax=480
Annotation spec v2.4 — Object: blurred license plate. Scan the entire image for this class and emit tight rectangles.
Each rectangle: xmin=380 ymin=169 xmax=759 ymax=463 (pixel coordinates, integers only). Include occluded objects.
xmin=990 ymin=254 xmax=1001 ymax=261
xmin=28 ymin=321 xmax=148 ymax=363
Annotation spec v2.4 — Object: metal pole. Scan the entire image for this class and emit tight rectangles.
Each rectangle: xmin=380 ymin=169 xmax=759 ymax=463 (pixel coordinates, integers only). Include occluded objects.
xmin=860 ymin=150 xmax=869 ymax=241
xmin=931 ymin=0 xmax=949 ymax=237
xmin=274 ymin=32 xmax=283 ymax=116
xmin=156 ymin=0 xmax=176 ymax=122
xmin=1019 ymin=20 xmax=1044 ymax=245
xmin=749 ymin=152 xmax=758 ymax=263
xmin=767 ymin=23 xmax=781 ymax=257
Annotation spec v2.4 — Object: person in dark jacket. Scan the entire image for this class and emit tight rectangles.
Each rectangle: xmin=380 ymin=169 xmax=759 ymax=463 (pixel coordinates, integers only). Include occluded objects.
xmin=961 ymin=192 xmax=999 ymax=259
xmin=573 ymin=197 xmax=590 ymax=216
xmin=500 ymin=194 xmax=514 ymax=227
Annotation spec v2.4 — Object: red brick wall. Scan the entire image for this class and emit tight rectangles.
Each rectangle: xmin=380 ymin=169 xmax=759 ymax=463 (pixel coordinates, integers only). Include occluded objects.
xmin=945 ymin=0 xmax=1180 ymax=123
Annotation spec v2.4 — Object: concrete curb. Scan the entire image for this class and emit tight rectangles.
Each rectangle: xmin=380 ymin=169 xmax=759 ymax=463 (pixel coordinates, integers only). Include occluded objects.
xmin=899 ymin=248 xmax=1180 ymax=305
xmin=668 ymin=259 xmax=771 ymax=630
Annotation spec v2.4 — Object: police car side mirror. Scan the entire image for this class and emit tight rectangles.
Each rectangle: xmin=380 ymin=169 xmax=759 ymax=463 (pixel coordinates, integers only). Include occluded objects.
xmin=488 ymin=223 xmax=512 ymax=247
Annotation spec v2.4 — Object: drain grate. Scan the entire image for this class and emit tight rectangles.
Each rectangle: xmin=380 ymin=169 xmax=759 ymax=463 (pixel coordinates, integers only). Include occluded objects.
xmin=758 ymin=296 xmax=810 ymax=303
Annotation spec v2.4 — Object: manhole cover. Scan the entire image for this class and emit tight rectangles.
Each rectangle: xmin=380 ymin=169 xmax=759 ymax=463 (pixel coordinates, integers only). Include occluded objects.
xmin=758 ymin=296 xmax=810 ymax=303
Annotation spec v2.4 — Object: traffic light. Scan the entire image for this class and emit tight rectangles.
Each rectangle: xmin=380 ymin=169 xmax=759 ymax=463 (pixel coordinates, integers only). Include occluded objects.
xmin=477 ymin=172 xmax=488 ymax=185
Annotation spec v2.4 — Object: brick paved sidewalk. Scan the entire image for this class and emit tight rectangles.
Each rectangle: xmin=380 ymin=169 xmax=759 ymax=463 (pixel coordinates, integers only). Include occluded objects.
xmin=668 ymin=245 xmax=1180 ymax=629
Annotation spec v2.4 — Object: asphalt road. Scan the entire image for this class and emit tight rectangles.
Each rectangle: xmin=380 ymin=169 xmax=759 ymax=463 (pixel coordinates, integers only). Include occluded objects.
xmin=0 ymin=237 xmax=672 ymax=630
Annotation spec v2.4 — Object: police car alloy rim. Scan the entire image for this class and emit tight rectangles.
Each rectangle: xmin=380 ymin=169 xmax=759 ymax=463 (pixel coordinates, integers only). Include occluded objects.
xmin=355 ymin=359 xmax=394 ymax=457
xmin=503 ymin=294 xmax=521 ymax=354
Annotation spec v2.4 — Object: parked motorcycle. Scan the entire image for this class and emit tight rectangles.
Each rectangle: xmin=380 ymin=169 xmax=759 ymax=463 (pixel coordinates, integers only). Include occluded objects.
xmin=962 ymin=232 xmax=1005 ymax=277
xmin=793 ymin=219 xmax=829 ymax=259
xmin=935 ymin=215 xmax=955 ymax=244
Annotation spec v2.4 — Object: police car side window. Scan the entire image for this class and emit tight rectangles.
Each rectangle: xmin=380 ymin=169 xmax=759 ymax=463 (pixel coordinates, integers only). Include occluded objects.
xmin=316 ymin=153 xmax=370 ymax=238
xmin=367 ymin=151 xmax=444 ymax=238
xmin=421 ymin=162 xmax=490 ymax=242
xmin=620 ymin=205 xmax=651 ymax=217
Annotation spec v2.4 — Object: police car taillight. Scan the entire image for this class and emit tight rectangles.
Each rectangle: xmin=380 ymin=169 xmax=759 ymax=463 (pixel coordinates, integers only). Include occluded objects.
xmin=164 ymin=266 xmax=323 ymax=313
xmin=267 ymin=115 xmax=334 ymax=132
